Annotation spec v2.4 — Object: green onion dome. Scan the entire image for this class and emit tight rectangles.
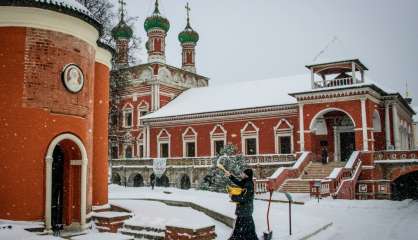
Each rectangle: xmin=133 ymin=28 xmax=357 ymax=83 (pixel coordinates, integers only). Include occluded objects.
xmin=178 ymin=24 xmax=199 ymax=44
xmin=111 ymin=19 xmax=133 ymax=39
xmin=144 ymin=1 xmax=170 ymax=33
xmin=145 ymin=40 xmax=150 ymax=51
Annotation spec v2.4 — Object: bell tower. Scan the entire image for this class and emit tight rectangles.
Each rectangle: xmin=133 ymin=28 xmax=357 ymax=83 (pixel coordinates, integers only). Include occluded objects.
xmin=178 ymin=3 xmax=199 ymax=73
xmin=144 ymin=0 xmax=170 ymax=63
xmin=111 ymin=0 xmax=133 ymax=68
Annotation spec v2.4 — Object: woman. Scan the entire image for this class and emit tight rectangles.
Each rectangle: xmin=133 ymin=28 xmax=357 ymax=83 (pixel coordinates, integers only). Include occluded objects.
xmin=225 ymin=168 xmax=259 ymax=240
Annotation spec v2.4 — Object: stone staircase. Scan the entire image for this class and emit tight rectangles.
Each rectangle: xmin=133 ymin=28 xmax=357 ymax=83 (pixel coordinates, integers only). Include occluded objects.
xmin=279 ymin=161 xmax=345 ymax=193
xmin=119 ymin=223 xmax=165 ymax=240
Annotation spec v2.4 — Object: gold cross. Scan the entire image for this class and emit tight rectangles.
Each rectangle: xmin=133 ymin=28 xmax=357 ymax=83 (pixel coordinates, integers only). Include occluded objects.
xmin=118 ymin=0 xmax=126 ymax=19
xmin=185 ymin=2 xmax=191 ymax=20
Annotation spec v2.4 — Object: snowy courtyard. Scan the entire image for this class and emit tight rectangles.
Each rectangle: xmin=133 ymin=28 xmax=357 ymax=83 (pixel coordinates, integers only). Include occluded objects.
xmin=3 ymin=185 xmax=417 ymax=240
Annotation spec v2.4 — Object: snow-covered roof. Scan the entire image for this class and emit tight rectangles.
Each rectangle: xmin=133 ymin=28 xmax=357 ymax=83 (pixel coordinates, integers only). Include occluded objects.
xmin=30 ymin=0 xmax=91 ymax=15
xmin=143 ymin=74 xmax=310 ymax=119
xmin=143 ymin=73 xmax=404 ymax=120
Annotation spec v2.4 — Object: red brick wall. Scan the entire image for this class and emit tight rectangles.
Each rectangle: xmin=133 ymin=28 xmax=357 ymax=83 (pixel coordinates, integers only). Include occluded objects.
xmin=93 ymin=62 xmax=110 ymax=206
xmin=0 ymin=27 xmax=95 ymax=221
xmin=149 ymin=115 xmax=299 ymax=157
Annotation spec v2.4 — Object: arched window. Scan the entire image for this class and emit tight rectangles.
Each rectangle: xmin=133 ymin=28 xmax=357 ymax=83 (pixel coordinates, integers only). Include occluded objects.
xmin=183 ymin=127 xmax=197 ymax=157
xmin=137 ymin=100 xmax=149 ymax=126
xmin=373 ymin=110 xmax=382 ymax=132
xmin=122 ymin=103 xmax=133 ymax=128
xmin=210 ymin=124 xmax=227 ymax=156
xmin=137 ymin=132 xmax=144 ymax=159
xmin=124 ymin=145 xmax=133 ymax=159
xmin=274 ymin=119 xmax=294 ymax=154
xmin=157 ymin=129 xmax=171 ymax=158
xmin=241 ymin=122 xmax=259 ymax=155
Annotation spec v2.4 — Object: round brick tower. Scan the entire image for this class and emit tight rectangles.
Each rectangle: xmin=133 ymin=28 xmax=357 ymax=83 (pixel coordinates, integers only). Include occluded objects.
xmin=0 ymin=0 xmax=113 ymax=232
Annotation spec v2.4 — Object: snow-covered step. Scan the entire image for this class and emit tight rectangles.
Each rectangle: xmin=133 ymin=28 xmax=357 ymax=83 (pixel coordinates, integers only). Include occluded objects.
xmin=119 ymin=227 xmax=165 ymax=240
xmin=92 ymin=211 xmax=132 ymax=233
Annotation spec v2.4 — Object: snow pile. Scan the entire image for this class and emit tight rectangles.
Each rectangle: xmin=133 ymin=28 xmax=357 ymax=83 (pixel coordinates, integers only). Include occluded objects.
xmin=71 ymin=232 xmax=133 ymax=240
xmin=114 ymin=200 xmax=216 ymax=231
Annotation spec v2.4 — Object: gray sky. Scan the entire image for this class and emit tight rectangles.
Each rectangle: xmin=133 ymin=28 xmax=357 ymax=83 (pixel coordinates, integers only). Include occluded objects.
xmin=118 ymin=0 xmax=418 ymax=107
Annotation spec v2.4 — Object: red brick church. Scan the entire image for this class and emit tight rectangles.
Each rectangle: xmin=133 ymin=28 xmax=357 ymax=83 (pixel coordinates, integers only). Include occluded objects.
xmin=110 ymin=1 xmax=418 ymax=200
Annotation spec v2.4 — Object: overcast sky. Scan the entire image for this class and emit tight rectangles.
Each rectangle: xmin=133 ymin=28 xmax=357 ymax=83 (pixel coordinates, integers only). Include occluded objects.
xmin=116 ymin=0 xmax=418 ymax=107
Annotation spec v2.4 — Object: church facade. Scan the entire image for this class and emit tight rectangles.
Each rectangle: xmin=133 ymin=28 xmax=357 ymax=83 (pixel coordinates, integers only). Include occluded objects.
xmin=0 ymin=0 xmax=112 ymax=231
xmin=110 ymin=1 xmax=418 ymax=200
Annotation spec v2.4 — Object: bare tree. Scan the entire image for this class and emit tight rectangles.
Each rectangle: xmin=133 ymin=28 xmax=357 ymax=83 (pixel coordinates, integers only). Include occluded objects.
xmin=82 ymin=0 xmax=142 ymax=65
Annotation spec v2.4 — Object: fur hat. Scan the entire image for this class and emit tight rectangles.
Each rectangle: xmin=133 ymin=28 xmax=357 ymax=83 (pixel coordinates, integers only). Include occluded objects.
xmin=243 ymin=168 xmax=253 ymax=179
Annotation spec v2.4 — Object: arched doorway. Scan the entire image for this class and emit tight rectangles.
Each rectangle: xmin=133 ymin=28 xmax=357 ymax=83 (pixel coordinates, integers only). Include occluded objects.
xmin=51 ymin=145 xmax=65 ymax=229
xmin=112 ymin=173 xmax=121 ymax=185
xmin=133 ymin=174 xmax=144 ymax=187
xmin=180 ymin=175 xmax=191 ymax=189
xmin=45 ymin=133 xmax=88 ymax=231
xmin=156 ymin=174 xmax=170 ymax=187
xmin=392 ymin=171 xmax=418 ymax=200
xmin=310 ymin=109 xmax=356 ymax=162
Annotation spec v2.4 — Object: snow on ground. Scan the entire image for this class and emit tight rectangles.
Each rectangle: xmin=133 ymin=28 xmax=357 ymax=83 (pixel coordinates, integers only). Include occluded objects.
xmin=0 ymin=223 xmax=63 ymax=240
xmin=109 ymin=185 xmax=418 ymax=240
xmin=109 ymin=185 xmax=330 ymax=240
xmin=111 ymin=200 xmax=231 ymax=239
xmin=71 ymin=232 xmax=133 ymax=240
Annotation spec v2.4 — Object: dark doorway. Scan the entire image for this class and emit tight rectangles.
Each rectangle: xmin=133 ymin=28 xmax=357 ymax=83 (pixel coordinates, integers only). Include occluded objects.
xmin=340 ymin=132 xmax=355 ymax=161
xmin=180 ymin=175 xmax=191 ymax=189
xmin=133 ymin=174 xmax=144 ymax=187
xmin=112 ymin=173 xmax=121 ymax=185
xmin=51 ymin=145 xmax=65 ymax=228
xmin=392 ymin=171 xmax=418 ymax=201
xmin=156 ymin=175 xmax=170 ymax=187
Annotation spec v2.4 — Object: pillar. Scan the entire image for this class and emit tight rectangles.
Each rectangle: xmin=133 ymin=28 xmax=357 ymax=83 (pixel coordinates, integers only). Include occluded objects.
xmin=361 ymin=98 xmax=369 ymax=151
xmin=385 ymin=102 xmax=392 ymax=149
xmin=299 ymin=104 xmax=305 ymax=152
xmin=392 ymin=104 xmax=401 ymax=149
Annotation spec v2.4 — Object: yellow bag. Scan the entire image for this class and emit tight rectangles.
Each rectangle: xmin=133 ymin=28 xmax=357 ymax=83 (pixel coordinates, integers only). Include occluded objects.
xmin=227 ymin=186 xmax=245 ymax=196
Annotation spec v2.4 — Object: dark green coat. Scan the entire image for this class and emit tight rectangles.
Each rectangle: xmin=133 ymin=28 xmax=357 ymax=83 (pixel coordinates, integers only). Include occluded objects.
xmin=229 ymin=176 xmax=254 ymax=217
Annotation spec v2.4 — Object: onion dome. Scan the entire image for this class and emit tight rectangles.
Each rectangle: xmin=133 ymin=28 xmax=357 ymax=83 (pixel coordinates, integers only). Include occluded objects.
xmin=178 ymin=3 xmax=199 ymax=44
xmin=178 ymin=23 xmax=199 ymax=44
xmin=111 ymin=19 xmax=133 ymax=39
xmin=144 ymin=0 xmax=170 ymax=33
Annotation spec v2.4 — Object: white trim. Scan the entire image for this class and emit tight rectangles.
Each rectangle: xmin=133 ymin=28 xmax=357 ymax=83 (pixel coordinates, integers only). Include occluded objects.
xmin=123 ymin=144 xmax=134 ymax=158
xmin=210 ymin=124 xmax=227 ymax=157
xmin=372 ymin=109 xmax=382 ymax=132
xmin=274 ymin=119 xmax=294 ymax=154
xmin=393 ymin=103 xmax=401 ymax=150
xmin=309 ymin=107 xmax=357 ymax=130
xmin=122 ymin=104 xmax=133 ymax=128
xmin=241 ymin=122 xmax=259 ymax=155
xmin=0 ymin=7 xmax=98 ymax=48
xmin=157 ymin=129 xmax=171 ymax=158
xmin=299 ymin=104 xmax=305 ymax=151
xmin=44 ymin=133 xmax=88 ymax=231
xmin=137 ymin=100 xmax=150 ymax=126
xmin=385 ymin=103 xmax=392 ymax=150
xmin=361 ymin=98 xmax=369 ymax=151
xmin=182 ymin=127 xmax=198 ymax=157
xmin=95 ymin=47 xmax=112 ymax=69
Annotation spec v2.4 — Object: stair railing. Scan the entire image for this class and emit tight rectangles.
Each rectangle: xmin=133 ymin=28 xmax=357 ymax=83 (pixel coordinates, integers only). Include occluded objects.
xmin=266 ymin=152 xmax=312 ymax=192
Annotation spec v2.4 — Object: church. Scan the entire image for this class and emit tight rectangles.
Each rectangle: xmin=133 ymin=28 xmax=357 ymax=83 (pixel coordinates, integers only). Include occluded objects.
xmin=110 ymin=1 xmax=418 ymax=200
xmin=0 ymin=0 xmax=112 ymax=232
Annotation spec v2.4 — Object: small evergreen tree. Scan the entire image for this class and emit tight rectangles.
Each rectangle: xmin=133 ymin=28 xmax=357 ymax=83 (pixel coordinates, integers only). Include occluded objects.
xmin=199 ymin=144 xmax=248 ymax=192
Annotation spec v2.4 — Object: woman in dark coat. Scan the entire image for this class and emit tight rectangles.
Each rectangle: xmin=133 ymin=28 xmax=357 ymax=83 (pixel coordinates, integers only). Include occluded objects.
xmin=226 ymin=168 xmax=259 ymax=240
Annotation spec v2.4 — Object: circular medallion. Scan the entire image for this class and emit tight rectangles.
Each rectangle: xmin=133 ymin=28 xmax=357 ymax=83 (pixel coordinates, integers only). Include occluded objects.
xmin=62 ymin=64 xmax=84 ymax=93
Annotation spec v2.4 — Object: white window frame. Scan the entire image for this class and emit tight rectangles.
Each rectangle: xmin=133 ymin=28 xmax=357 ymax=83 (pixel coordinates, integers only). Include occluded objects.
xmin=182 ymin=127 xmax=198 ymax=158
xmin=123 ymin=144 xmax=134 ymax=159
xmin=122 ymin=103 xmax=134 ymax=128
xmin=241 ymin=122 xmax=259 ymax=156
xmin=210 ymin=124 xmax=227 ymax=157
xmin=137 ymin=132 xmax=144 ymax=159
xmin=274 ymin=119 xmax=294 ymax=154
xmin=157 ymin=129 xmax=171 ymax=158
xmin=111 ymin=143 xmax=119 ymax=159
xmin=137 ymin=100 xmax=149 ymax=126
